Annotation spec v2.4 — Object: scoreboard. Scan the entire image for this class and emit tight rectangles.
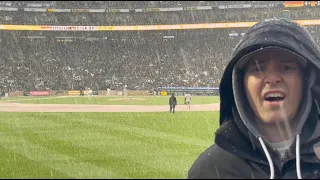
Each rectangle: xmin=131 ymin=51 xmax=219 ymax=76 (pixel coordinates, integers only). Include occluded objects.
xmin=283 ymin=1 xmax=320 ymax=7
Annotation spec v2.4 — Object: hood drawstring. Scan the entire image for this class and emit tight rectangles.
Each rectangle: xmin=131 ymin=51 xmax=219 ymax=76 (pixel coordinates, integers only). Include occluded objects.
xmin=258 ymin=137 xmax=275 ymax=179
xmin=296 ymin=134 xmax=302 ymax=179
xmin=258 ymin=135 xmax=302 ymax=179
xmin=314 ymin=98 xmax=320 ymax=118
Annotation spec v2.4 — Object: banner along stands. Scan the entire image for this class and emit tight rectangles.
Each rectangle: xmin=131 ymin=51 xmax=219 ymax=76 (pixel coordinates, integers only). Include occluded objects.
xmin=2 ymin=20 xmax=320 ymax=31
xmin=67 ymin=90 xmax=80 ymax=95
xmin=29 ymin=91 xmax=50 ymax=96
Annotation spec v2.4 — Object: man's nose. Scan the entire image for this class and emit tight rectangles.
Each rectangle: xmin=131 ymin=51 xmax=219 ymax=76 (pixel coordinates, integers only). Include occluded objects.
xmin=263 ymin=72 xmax=281 ymax=84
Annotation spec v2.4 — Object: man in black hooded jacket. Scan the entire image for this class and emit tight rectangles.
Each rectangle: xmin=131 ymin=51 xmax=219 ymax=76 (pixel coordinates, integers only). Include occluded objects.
xmin=188 ymin=18 xmax=320 ymax=179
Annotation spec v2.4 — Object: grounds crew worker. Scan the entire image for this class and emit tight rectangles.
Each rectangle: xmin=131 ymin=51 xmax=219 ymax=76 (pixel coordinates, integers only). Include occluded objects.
xmin=188 ymin=18 xmax=320 ymax=179
xmin=169 ymin=93 xmax=177 ymax=113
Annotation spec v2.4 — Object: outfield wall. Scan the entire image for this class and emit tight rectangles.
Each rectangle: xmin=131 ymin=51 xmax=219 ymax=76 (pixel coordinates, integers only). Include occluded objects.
xmin=5 ymin=90 xmax=153 ymax=97
xmin=8 ymin=91 xmax=24 ymax=97
xmin=6 ymin=89 xmax=218 ymax=97
xmin=5 ymin=90 xmax=220 ymax=97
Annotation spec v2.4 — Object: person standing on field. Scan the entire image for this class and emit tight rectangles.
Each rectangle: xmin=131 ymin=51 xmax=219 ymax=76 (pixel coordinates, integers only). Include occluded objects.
xmin=185 ymin=93 xmax=192 ymax=110
xmin=79 ymin=86 xmax=84 ymax=96
xmin=169 ymin=93 xmax=177 ymax=113
xmin=107 ymin=87 xmax=111 ymax=96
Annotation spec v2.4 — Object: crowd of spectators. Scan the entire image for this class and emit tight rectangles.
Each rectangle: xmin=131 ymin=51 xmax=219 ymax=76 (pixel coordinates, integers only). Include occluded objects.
xmin=0 ymin=1 xmax=319 ymax=92
xmin=0 ymin=29 xmax=244 ymax=92
xmin=0 ymin=6 xmax=319 ymax=26
xmin=1 ymin=25 xmax=319 ymax=92
xmin=0 ymin=1 xmax=253 ymax=9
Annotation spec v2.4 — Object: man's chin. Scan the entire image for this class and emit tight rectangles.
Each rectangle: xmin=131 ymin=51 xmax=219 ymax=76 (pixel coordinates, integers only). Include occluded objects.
xmin=261 ymin=116 xmax=289 ymax=125
xmin=258 ymin=111 xmax=285 ymax=122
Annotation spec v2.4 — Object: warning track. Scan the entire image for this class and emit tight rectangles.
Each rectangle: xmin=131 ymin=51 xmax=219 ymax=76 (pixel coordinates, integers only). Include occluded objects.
xmin=0 ymin=103 xmax=220 ymax=112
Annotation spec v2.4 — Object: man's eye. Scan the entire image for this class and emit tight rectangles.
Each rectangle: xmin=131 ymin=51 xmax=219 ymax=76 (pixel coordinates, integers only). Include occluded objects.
xmin=283 ymin=65 xmax=296 ymax=71
xmin=251 ymin=66 xmax=264 ymax=72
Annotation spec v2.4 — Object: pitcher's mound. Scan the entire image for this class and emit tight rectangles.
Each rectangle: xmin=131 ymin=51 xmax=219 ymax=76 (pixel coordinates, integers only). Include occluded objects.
xmin=109 ymin=97 xmax=147 ymax=101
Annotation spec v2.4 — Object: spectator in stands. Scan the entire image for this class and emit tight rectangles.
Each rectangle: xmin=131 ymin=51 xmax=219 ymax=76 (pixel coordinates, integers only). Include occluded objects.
xmin=188 ymin=18 xmax=320 ymax=178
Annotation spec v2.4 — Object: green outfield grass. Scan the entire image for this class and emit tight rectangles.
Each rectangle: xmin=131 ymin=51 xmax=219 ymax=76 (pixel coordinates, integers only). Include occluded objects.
xmin=0 ymin=112 xmax=219 ymax=179
xmin=0 ymin=95 xmax=220 ymax=105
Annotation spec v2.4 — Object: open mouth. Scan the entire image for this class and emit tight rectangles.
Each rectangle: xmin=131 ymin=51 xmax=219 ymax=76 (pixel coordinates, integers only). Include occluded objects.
xmin=264 ymin=92 xmax=286 ymax=102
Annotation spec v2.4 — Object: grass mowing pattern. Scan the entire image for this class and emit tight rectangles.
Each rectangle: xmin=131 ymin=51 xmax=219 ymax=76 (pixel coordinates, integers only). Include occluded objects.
xmin=0 ymin=96 xmax=220 ymax=105
xmin=0 ymin=112 xmax=219 ymax=178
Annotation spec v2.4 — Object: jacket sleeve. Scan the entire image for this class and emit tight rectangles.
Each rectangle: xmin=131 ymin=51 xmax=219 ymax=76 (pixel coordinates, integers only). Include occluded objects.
xmin=188 ymin=144 xmax=246 ymax=179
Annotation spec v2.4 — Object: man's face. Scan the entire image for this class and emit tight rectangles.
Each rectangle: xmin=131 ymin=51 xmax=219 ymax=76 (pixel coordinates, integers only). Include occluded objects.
xmin=243 ymin=49 xmax=303 ymax=125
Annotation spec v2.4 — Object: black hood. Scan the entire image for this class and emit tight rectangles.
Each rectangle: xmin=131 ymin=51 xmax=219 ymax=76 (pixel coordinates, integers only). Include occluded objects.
xmin=219 ymin=18 xmax=320 ymax=139
xmin=216 ymin=17 xmax=320 ymax=162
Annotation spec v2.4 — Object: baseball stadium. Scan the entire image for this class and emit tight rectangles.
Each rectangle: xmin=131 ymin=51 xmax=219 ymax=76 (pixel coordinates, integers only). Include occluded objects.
xmin=0 ymin=1 xmax=319 ymax=178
